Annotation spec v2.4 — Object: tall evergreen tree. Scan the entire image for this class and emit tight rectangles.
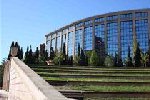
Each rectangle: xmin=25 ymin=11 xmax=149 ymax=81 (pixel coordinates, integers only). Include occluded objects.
xmin=133 ymin=36 xmax=138 ymax=61
xmin=79 ymin=48 xmax=86 ymax=65
xmin=45 ymin=50 xmax=48 ymax=61
xmin=126 ymin=46 xmax=133 ymax=67
xmin=114 ymin=53 xmax=118 ymax=67
xmin=14 ymin=42 xmax=19 ymax=47
xmin=50 ymin=47 xmax=54 ymax=60
xmin=17 ymin=45 xmax=21 ymax=59
xmin=78 ymin=43 xmax=80 ymax=57
xmin=35 ymin=47 xmax=39 ymax=64
xmin=11 ymin=41 xmax=15 ymax=47
xmin=28 ymin=45 xmax=33 ymax=64
xmin=24 ymin=47 xmax=29 ymax=64
xmin=20 ymin=47 xmax=23 ymax=60
xmin=134 ymin=43 xmax=141 ymax=67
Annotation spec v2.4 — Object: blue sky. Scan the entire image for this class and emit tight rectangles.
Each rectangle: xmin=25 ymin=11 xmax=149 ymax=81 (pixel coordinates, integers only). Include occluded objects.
xmin=1 ymin=0 xmax=150 ymax=63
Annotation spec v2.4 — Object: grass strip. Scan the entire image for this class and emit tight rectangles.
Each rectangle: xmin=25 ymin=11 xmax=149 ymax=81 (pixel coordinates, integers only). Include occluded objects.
xmin=43 ymin=77 xmax=150 ymax=82
xmin=69 ymin=85 xmax=150 ymax=92
xmin=36 ymin=72 xmax=150 ymax=77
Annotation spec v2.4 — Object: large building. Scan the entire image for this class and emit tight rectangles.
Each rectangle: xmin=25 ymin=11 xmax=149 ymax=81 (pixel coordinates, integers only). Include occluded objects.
xmin=45 ymin=9 xmax=150 ymax=61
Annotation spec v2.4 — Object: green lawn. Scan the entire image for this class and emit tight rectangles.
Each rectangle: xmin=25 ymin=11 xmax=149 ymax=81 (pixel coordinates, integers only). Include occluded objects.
xmin=32 ymin=66 xmax=150 ymax=99
xmin=70 ymin=85 xmax=150 ymax=92
xmin=43 ymin=77 xmax=150 ymax=82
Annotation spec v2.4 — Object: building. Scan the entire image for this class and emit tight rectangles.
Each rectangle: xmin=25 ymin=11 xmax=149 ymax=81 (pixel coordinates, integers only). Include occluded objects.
xmin=45 ymin=8 xmax=150 ymax=61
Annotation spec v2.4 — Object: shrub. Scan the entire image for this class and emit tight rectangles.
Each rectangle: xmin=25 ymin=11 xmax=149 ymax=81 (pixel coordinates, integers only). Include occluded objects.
xmin=90 ymin=50 xmax=99 ymax=66
xmin=104 ymin=55 xmax=114 ymax=67
xmin=53 ymin=52 xmax=63 ymax=65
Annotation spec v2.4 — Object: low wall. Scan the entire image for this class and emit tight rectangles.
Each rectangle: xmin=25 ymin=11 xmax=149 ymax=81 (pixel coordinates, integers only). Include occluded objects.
xmin=8 ymin=57 xmax=71 ymax=100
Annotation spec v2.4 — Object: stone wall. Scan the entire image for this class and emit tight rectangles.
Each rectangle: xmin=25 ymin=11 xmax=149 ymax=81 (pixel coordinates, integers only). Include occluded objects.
xmin=8 ymin=57 xmax=71 ymax=100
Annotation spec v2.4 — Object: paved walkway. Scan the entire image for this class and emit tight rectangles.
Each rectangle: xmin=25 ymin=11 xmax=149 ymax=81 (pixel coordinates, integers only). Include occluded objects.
xmin=0 ymin=90 xmax=8 ymax=100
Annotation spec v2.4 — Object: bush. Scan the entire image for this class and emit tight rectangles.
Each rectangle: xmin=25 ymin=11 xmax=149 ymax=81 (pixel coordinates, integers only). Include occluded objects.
xmin=53 ymin=52 xmax=63 ymax=65
xmin=104 ymin=55 xmax=114 ymax=67
xmin=90 ymin=50 xmax=99 ymax=66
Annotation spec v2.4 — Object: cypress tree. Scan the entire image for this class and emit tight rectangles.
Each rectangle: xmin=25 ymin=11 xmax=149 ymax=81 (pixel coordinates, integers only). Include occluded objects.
xmin=14 ymin=42 xmax=19 ymax=47
xmin=78 ymin=43 xmax=80 ymax=57
xmin=126 ymin=46 xmax=133 ymax=67
xmin=17 ymin=45 xmax=21 ymax=59
xmin=114 ymin=53 xmax=118 ymax=67
xmin=50 ymin=47 xmax=54 ymax=60
xmin=79 ymin=48 xmax=86 ymax=65
xmin=35 ymin=47 xmax=39 ymax=64
xmin=20 ymin=47 xmax=23 ymax=60
xmin=134 ymin=43 xmax=141 ymax=67
xmin=24 ymin=47 xmax=29 ymax=64
xmin=11 ymin=41 xmax=15 ymax=47
xmin=45 ymin=50 xmax=48 ymax=61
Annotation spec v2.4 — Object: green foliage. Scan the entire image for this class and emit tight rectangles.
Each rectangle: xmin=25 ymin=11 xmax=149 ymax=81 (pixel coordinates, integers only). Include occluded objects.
xmin=104 ymin=55 xmax=114 ymax=67
xmin=90 ymin=50 xmax=99 ymax=66
xmin=141 ymin=53 xmax=149 ymax=67
xmin=78 ymin=49 xmax=87 ymax=66
xmin=73 ymin=55 xmax=80 ymax=65
xmin=50 ymin=47 xmax=54 ymax=60
xmin=85 ymin=50 xmax=92 ymax=65
xmin=114 ymin=53 xmax=123 ymax=67
xmin=134 ymin=43 xmax=141 ymax=67
xmin=126 ymin=46 xmax=133 ymax=67
xmin=53 ymin=51 xmax=64 ymax=65
xmin=35 ymin=47 xmax=39 ymax=64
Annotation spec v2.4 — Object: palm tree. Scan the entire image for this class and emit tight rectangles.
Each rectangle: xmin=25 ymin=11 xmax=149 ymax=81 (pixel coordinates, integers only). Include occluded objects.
xmin=141 ymin=53 xmax=149 ymax=67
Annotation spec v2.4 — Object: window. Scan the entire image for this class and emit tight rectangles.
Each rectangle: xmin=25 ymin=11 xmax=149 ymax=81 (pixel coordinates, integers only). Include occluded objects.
xmin=95 ymin=24 xmax=105 ymax=56
xmin=107 ymin=15 xmax=118 ymax=21
xmin=120 ymin=21 xmax=133 ymax=60
xmin=85 ymin=20 xmax=93 ymax=25
xmin=84 ymin=27 xmax=93 ymax=50
xmin=76 ymin=22 xmax=83 ymax=27
xmin=135 ymin=19 xmax=149 ymax=53
xmin=75 ymin=29 xmax=83 ymax=54
xmin=120 ymin=13 xmax=132 ymax=19
xmin=51 ymin=38 xmax=55 ymax=51
xmin=68 ymin=32 xmax=74 ymax=56
xmin=107 ymin=22 xmax=118 ymax=56
xmin=56 ymin=36 xmax=61 ymax=51
xmin=135 ymin=12 xmax=148 ymax=18
xmin=95 ymin=17 xmax=105 ymax=23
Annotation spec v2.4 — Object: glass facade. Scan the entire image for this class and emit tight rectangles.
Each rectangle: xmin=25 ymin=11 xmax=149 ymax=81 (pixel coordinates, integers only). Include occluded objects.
xmin=84 ymin=27 xmax=93 ymax=50
xmin=95 ymin=24 xmax=105 ymax=56
xmin=68 ymin=32 xmax=73 ymax=56
xmin=120 ymin=21 xmax=133 ymax=60
xmin=120 ymin=13 xmax=132 ymax=19
xmin=47 ymin=41 xmax=51 ymax=56
xmin=51 ymin=38 xmax=55 ymax=51
xmin=56 ymin=36 xmax=61 ymax=51
xmin=107 ymin=15 xmax=118 ymax=21
xmin=75 ymin=29 xmax=83 ymax=54
xmin=46 ymin=9 xmax=150 ymax=61
xmin=135 ymin=12 xmax=148 ymax=18
xmin=135 ymin=19 xmax=149 ymax=53
xmin=107 ymin=22 xmax=118 ymax=56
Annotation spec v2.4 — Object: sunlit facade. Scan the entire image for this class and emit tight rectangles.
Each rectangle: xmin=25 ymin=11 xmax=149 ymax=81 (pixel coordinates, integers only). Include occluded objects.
xmin=45 ymin=9 xmax=150 ymax=61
